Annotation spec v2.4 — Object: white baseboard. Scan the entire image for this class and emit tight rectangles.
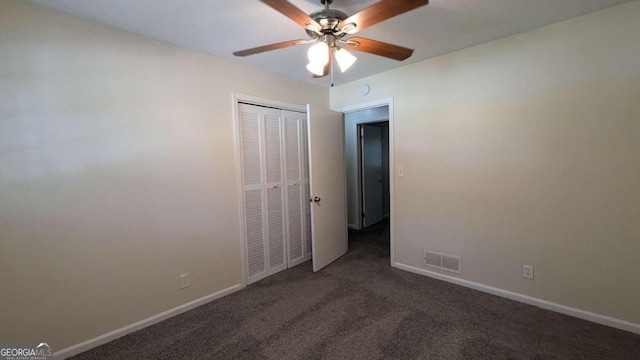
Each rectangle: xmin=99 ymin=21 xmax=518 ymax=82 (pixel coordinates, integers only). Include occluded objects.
xmin=394 ymin=262 xmax=640 ymax=335
xmin=54 ymin=283 xmax=244 ymax=359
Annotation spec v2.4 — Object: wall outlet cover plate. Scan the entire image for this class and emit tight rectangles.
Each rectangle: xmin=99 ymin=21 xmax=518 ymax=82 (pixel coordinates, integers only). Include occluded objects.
xmin=180 ymin=273 xmax=191 ymax=288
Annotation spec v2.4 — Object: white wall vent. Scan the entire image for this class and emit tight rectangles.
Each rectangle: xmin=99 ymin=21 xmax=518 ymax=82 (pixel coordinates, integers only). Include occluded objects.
xmin=424 ymin=250 xmax=462 ymax=274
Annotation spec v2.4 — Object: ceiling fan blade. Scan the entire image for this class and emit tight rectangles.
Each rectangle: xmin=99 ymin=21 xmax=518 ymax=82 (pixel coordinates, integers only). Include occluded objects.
xmin=233 ymin=39 xmax=308 ymax=57
xmin=260 ymin=0 xmax=322 ymax=31
xmin=343 ymin=37 xmax=414 ymax=61
xmin=342 ymin=0 xmax=428 ymax=34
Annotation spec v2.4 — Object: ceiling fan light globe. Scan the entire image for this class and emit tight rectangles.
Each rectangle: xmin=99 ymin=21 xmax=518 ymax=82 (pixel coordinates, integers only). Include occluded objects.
xmin=307 ymin=41 xmax=329 ymax=65
xmin=335 ymin=48 xmax=357 ymax=72
xmin=306 ymin=62 xmax=326 ymax=76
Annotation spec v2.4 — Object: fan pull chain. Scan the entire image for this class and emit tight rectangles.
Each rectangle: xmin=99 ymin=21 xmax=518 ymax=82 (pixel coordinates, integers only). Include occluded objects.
xmin=330 ymin=53 xmax=335 ymax=87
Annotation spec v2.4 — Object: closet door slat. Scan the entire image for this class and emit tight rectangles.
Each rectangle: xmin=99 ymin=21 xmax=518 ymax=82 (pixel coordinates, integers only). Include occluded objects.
xmin=264 ymin=114 xmax=286 ymax=271
xmin=267 ymin=186 xmax=285 ymax=269
xmin=242 ymin=112 xmax=262 ymax=187
xmin=245 ymin=189 xmax=265 ymax=277
xmin=286 ymin=118 xmax=301 ymax=182
xmin=265 ymin=116 xmax=282 ymax=184
xmin=284 ymin=113 xmax=307 ymax=266
xmin=240 ymin=107 xmax=266 ymax=280
xmin=287 ymin=184 xmax=303 ymax=260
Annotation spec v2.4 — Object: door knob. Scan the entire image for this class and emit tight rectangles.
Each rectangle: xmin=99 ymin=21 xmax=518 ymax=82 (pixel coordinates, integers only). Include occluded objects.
xmin=308 ymin=196 xmax=321 ymax=203
xmin=378 ymin=178 xmax=383 ymax=183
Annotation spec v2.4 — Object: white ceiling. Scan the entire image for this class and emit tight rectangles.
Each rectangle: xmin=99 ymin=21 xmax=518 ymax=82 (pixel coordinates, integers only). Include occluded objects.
xmin=26 ymin=0 xmax=631 ymax=87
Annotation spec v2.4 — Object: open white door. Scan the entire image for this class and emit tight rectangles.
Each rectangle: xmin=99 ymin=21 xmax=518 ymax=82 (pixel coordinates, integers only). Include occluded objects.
xmin=307 ymin=105 xmax=347 ymax=272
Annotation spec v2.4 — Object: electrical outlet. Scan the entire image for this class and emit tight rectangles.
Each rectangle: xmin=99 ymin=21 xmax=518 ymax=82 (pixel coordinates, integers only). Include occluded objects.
xmin=523 ymin=265 xmax=534 ymax=280
xmin=179 ymin=273 xmax=190 ymax=289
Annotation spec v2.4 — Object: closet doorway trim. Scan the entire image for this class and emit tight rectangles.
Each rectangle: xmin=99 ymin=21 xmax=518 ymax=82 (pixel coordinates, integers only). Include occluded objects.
xmin=232 ymin=93 xmax=309 ymax=286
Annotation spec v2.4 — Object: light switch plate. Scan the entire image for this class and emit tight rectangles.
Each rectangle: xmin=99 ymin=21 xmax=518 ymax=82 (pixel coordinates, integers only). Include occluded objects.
xmin=397 ymin=166 xmax=405 ymax=178
xmin=180 ymin=273 xmax=191 ymax=289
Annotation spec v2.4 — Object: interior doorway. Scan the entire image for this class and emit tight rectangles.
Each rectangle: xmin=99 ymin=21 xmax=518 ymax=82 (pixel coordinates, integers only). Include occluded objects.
xmin=360 ymin=122 xmax=390 ymax=228
xmin=343 ymin=104 xmax=391 ymax=261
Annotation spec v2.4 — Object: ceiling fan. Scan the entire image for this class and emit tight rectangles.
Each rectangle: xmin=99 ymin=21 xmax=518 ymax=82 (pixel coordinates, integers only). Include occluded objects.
xmin=233 ymin=0 xmax=429 ymax=80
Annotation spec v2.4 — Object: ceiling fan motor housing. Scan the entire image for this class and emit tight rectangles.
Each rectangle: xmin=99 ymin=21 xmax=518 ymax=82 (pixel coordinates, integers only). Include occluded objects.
xmin=306 ymin=9 xmax=349 ymax=41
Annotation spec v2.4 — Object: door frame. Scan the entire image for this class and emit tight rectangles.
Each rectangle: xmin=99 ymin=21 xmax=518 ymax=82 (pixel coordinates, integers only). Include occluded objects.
xmin=232 ymin=93 xmax=308 ymax=286
xmin=337 ymin=97 xmax=396 ymax=267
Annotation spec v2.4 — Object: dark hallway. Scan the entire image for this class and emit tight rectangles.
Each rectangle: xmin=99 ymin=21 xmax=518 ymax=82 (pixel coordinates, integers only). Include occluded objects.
xmin=348 ymin=218 xmax=390 ymax=259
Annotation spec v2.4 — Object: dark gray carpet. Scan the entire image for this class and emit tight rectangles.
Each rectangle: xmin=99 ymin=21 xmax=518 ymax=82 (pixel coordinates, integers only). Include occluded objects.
xmin=73 ymin=220 xmax=640 ymax=359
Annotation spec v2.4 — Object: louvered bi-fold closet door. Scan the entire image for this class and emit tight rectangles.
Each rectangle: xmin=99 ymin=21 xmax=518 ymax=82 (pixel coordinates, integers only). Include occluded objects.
xmin=283 ymin=110 xmax=312 ymax=267
xmin=239 ymin=104 xmax=286 ymax=284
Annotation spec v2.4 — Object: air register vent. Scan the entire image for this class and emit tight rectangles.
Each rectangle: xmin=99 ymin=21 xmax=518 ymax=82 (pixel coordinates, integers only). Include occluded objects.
xmin=424 ymin=250 xmax=462 ymax=274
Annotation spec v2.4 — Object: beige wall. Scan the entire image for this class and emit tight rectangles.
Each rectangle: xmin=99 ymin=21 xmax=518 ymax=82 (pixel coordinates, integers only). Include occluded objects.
xmin=0 ymin=0 xmax=327 ymax=350
xmin=332 ymin=1 xmax=640 ymax=324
